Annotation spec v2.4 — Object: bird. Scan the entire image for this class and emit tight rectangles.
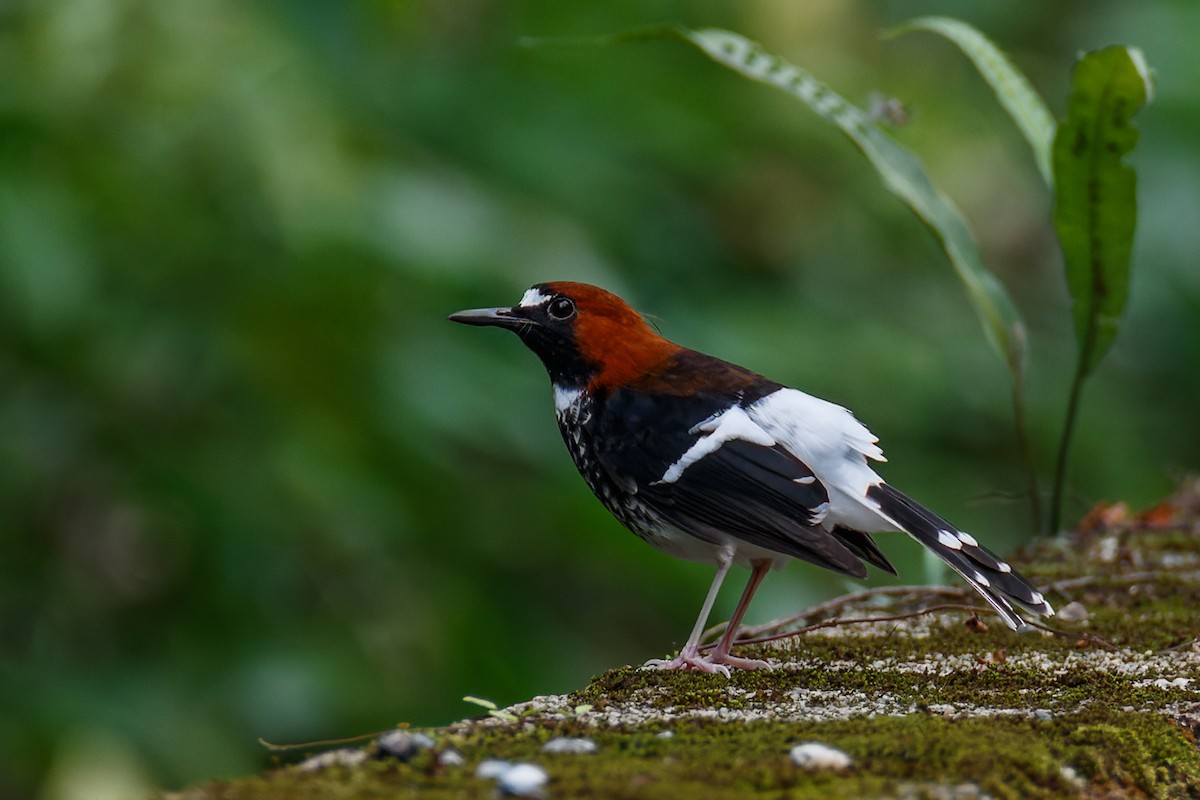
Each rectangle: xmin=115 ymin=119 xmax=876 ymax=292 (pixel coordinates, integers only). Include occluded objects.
xmin=449 ymin=282 xmax=1054 ymax=675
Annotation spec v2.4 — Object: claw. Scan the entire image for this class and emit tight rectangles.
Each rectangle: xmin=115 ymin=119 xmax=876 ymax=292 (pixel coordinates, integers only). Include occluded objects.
xmin=706 ymin=651 xmax=772 ymax=671
xmin=641 ymin=647 xmax=771 ymax=676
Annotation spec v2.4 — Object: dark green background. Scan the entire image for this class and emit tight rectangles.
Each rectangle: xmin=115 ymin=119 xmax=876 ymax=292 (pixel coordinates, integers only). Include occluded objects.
xmin=2 ymin=1 xmax=1197 ymax=796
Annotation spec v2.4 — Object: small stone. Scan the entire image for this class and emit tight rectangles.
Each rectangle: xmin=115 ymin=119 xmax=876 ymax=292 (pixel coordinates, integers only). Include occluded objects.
xmin=439 ymin=749 xmax=465 ymax=767
xmin=376 ymin=730 xmax=434 ymax=762
xmin=1034 ymin=709 xmax=1053 ymax=721
xmin=789 ymin=742 xmax=852 ymax=770
xmin=497 ymin=762 xmax=549 ymax=797
xmin=1056 ymin=601 xmax=1089 ymax=622
xmin=1096 ymin=535 xmax=1119 ymax=563
xmin=542 ymin=736 xmax=597 ymax=754
xmin=475 ymin=759 xmax=511 ymax=779
xmin=895 ymin=781 xmax=992 ymax=799
xmin=655 ymin=730 xmax=675 ymax=739
xmin=297 ymin=748 xmax=369 ymax=772
xmin=1059 ymin=764 xmax=1085 ymax=788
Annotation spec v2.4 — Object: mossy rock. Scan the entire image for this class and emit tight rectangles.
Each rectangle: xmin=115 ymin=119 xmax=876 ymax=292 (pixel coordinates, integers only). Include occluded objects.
xmin=167 ymin=484 xmax=1200 ymax=799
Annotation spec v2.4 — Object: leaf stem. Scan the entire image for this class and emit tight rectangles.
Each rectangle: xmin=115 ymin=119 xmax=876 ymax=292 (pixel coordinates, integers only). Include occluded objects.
xmin=1049 ymin=356 xmax=1089 ymax=533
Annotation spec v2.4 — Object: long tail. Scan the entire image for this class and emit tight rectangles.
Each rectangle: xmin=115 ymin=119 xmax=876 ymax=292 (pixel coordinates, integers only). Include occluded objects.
xmin=866 ymin=483 xmax=1054 ymax=630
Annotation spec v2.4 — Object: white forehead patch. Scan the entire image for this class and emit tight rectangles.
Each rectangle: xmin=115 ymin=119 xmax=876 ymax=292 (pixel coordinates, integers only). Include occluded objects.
xmin=519 ymin=288 xmax=550 ymax=308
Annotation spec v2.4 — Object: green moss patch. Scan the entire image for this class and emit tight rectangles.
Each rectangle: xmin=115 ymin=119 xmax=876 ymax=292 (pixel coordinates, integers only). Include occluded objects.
xmin=168 ymin=491 xmax=1200 ymax=799
xmin=175 ymin=709 xmax=1198 ymax=800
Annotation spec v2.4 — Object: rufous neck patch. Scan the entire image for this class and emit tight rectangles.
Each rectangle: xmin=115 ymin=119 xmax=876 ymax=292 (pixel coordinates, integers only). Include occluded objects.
xmin=540 ymin=282 xmax=682 ymax=390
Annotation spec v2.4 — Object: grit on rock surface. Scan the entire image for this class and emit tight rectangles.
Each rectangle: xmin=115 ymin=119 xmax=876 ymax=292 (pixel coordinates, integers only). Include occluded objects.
xmin=168 ymin=481 xmax=1200 ymax=799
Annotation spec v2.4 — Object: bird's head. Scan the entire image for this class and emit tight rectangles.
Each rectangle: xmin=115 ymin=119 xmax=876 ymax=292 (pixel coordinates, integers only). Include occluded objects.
xmin=449 ymin=282 xmax=680 ymax=389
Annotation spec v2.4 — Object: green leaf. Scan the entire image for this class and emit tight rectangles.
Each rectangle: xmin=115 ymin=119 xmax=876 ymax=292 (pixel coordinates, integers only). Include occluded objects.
xmin=1048 ymin=45 xmax=1152 ymax=534
xmin=462 ymin=695 xmax=498 ymax=711
xmin=893 ymin=16 xmax=1056 ymax=185
xmin=464 ymin=696 xmax=519 ymax=721
xmin=488 ymin=709 xmax=520 ymax=722
xmin=672 ymin=27 xmax=1028 ymax=378
xmin=1053 ymin=45 xmax=1152 ymax=375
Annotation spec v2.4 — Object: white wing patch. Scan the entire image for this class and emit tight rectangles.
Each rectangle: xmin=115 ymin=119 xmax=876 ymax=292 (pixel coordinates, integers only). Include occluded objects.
xmin=658 ymin=405 xmax=776 ymax=484
xmin=746 ymin=388 xmax=885 ymax=466
xmin=746 ymin=388 xmax=892 ymax=533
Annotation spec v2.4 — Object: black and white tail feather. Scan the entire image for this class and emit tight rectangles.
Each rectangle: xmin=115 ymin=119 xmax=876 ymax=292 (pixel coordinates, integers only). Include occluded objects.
xmin=736 ymin=385 xmax=1053 ymax=631
xmin=867 ymin=483 xmax=1053 ymax=630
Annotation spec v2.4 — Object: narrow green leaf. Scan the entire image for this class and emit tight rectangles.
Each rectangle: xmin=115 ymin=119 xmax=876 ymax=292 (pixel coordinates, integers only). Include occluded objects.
xmin=676 ymin=27 xmax=1028 ymax=378
xmin=894 ymin=16 xmax=1056 ymax=185
xmin=1053 ymin=45 xmax=1152 ymax=375
xmin=462 ymin=695 xmax=498 ymax=711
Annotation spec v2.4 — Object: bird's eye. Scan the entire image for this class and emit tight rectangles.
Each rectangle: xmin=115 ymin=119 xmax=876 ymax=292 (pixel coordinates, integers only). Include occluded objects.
xmin=546 ymin=296 xmax=576 ymax=321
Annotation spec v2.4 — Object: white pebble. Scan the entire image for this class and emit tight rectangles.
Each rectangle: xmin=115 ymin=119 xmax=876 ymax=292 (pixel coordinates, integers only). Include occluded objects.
xmin=1056 ymin=601 xmax=1089 ymax=622
xmin=542 ymin=736 xmax=597 ymax=754
xmin=789 ymin=742 xmax=853 ymax=771
xmin=376 ymin=730 xmax=433 ymax=762
xmin=1097 ymin=536 xmax=1119 ymax=563
xmin=1059 ymin=764 xmax=1085 ymax=788
xmin=475 ymin=759 xmax=511 ymax=779
xmin=297 ymin=748 xmax=368 ymax=772
xmin=497 ymin=762 xmax=549 ymax=797
xmin=439 ymin=749 xmax=465 ymax=767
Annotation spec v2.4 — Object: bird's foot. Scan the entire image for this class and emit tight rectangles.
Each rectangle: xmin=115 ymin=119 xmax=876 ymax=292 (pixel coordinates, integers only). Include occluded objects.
xmin=642 ymin=649 xmax=732 ymax=678
xmin=642 ymin=646 xmax=773 ymax=676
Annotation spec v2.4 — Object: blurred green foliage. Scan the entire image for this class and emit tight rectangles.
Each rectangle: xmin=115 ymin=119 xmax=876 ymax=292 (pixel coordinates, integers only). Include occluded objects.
xmin=1 ymin=1 xmax=1197 ymax=796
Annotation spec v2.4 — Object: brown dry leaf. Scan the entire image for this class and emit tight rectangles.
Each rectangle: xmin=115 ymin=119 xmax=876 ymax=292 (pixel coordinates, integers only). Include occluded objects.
xmin=1078 ymin=500 xmax=1131 ymax=534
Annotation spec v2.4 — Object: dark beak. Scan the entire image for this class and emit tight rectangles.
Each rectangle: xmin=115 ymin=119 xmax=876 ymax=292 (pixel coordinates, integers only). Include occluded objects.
xmin=447 ymin=306 xmax=529 ymax=329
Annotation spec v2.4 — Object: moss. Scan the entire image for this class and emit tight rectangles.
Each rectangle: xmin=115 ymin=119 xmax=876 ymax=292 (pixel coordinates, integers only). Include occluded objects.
xmin=172 ymin=710 xmax=1199 ymax=800
xmin=571 ymin=653 xmax=1196 ymax=718
xmin=166 ymin=513 xmax=1200 ymax=800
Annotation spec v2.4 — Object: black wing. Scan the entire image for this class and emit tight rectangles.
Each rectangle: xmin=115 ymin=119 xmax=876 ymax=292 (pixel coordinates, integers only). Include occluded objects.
xmin=591 ymin=385 xmax=869 ymax=577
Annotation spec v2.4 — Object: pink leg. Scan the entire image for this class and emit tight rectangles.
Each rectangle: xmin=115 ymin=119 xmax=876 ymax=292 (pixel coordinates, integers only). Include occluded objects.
xmin=643 ymin=555 xmax=735 ymax=676
xmin=643 ymin=556 xmax=774 ymax=676
xmin=706 ymin=558 xmax=773 ymax=671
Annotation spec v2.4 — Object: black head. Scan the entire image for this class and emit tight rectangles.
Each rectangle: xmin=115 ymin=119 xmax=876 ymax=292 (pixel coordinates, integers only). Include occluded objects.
xmin=449 ymin=282 xmax=678 ymax=389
